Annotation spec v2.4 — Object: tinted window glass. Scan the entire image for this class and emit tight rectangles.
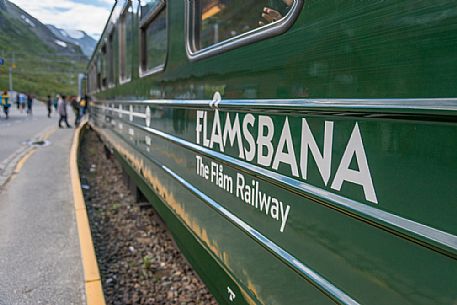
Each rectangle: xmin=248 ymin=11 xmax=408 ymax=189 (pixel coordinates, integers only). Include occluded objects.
xmin=119 ymin=6 xmax=133 ymax=82
xmin=107 ymin=32 xmax=114 ymax=85
xmin=142 ymin=7 xmax=167 ymax=72
xmin=197 ymin=0 xmax=295 ymax=50
xmin=101 ymin=44 xmax=107 ymax=87
xmin=96 ymin=55 xmax=102 ymax=89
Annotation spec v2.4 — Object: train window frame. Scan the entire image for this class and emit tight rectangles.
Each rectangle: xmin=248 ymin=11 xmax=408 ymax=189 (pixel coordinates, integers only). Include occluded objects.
xmin=91 ymin=64 xmax=97 ymax=94
xmin=88 ymin=64 xmax=94 ymax=94
xmin=96 ymin=54 xmax=102 ymax=90
xmin=101 ymin=42 xmax=108 ymax=89
xmin=185 ymin=0 xmax=303 ymax=61
xmin=139 ymin=0 xmax=168 ymax=78
xmin=107 ymin=30 xmax=115 ymax=88
xmin=119 ymin=2 xmax=133 ymax=85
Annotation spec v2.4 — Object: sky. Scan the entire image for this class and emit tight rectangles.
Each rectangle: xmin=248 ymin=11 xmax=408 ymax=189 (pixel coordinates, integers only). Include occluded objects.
xmin=9 ymin=0 xmax=114 ymax=39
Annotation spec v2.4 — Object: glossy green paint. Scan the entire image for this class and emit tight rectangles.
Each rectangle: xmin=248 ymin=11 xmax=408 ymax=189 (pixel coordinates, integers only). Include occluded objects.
xmin=89 ymin=0 xmax=457 ymax=304
xmin=92 ymin=102 xmax=457 ymax=304
xmin=112 ymin=147 xmax=249 ymax=305
xmin=93 ymin=0 xmax=457 ymax=100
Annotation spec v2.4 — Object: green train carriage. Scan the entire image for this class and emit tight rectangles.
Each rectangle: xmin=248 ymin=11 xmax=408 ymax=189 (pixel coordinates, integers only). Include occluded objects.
xmin=87 ymin=0 xmax=457 ymax=304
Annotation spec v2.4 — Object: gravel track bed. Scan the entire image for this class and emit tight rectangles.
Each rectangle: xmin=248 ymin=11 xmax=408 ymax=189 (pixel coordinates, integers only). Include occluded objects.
xmin=79 ymin=129 xmax=218 ymax=305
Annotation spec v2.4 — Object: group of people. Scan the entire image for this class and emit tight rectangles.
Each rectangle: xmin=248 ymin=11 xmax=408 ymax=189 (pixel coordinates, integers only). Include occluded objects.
xmin=1 ymin=91 xmax=89 ymax=128
xmin=1 ymin=91 xmax=34 ymax=119
xmin=16 ymin=93 xmax=34 ymax=115
xmin=50 ymin=95 xmax=89 ymax=128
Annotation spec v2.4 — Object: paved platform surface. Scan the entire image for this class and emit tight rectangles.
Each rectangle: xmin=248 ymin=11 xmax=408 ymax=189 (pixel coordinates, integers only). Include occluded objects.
xmin=0 ymin=102 xmax=60 ymax=162
xmin=0 ymin=104 xmax=85 ymax=305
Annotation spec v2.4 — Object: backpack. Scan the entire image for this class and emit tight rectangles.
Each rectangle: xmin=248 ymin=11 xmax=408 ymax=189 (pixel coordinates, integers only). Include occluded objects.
xmin=2 ymin=96 xmax=10 ymax=107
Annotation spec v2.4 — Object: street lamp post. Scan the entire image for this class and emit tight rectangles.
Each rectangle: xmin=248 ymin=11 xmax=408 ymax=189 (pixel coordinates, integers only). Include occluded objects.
xmin=9 ymin=53 xmax=15 ymax=92
xmin=0 ymin=57 xmax=4 ymax=88
xmin=9 ymin=66 xmax=13 ymax=92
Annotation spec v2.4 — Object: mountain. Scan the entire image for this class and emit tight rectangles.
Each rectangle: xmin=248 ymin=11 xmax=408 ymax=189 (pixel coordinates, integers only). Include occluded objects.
xmin=0 ymin=0 xmax=6 ymax=11
xmin=0 ymin=0 xmax=87 ymax=97
xmin=0 ymin=1 xmax=83 ymax=56
xmin=47 ymin=25 xmax=96 ymax=58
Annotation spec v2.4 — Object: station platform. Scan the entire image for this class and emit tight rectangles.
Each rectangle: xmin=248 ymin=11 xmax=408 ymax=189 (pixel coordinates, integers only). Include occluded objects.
xmin=0 ymin=119 xmax=88 ymax=305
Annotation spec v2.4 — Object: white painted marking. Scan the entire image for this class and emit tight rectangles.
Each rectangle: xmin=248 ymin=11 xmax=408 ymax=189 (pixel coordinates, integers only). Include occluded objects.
xmin=145 ymin=106 xmax=151 ymax=127
xmin=213 ymin=91 xmax=222 ymax=109
xmin=227 ymin=286 xmax=236 ymax=302
xmin=129 ymin=105 xmax=134 ymax=121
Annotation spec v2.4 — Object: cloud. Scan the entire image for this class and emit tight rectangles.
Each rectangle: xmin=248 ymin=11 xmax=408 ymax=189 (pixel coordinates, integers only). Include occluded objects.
xmin=9 ymin=0 xmax=113 ymax=39
xmin=75 ymin=0 xmax=113 ymax=9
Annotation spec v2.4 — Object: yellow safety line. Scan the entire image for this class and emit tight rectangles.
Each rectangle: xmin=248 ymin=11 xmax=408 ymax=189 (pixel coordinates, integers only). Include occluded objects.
xmin=14 ymin=149 xmax=36 ymax=173
xmin=13 ymin=127 xmax=58 ymax=174
xmin=70 ymin=123 xmax=106 ymax=305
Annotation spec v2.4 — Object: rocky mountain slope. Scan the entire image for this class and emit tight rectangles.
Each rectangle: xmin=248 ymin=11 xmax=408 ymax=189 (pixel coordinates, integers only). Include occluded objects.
xmin=47 ymin=25 xmax=96 ymax=58
xmin=0 ymin=0 xmax=88 ymax=97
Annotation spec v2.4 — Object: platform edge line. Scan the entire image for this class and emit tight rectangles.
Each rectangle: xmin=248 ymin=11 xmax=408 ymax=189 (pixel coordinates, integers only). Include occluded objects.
xmin=70 ymin=121 xmax=106 ymax=305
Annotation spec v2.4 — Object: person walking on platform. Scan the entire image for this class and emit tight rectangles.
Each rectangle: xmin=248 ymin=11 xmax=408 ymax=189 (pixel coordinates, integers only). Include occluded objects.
xmin=79 ymin=96 xmax=88 ymax=118
xmin=58 ymin=95 xmax=71 ymax=128
xmin=26 ymin=94 xmax=33 ymax=115
xmin=70 ymin=96 xmax=80 ymax=127
xmin=53 ymin=95 xmax=59 ymax=112
xmin=19 ymin=93 xmax=26 ymax=113
xmin=1 ymin=91 xmax=11 ymax=119
xmin=47 ymin=95 xmax=52 ymax=118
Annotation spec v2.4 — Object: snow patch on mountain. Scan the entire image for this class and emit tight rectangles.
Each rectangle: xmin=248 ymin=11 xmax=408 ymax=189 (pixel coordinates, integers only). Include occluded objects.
xmin=54 ymin=40 xmax=67 ymax=48
xmin=47 ymin=24 xmax=96 ymax=58
xmin=20 ymin=14 xmax=35 ymax=27
xmin=1 ymin=0 xmax=85 ymax=58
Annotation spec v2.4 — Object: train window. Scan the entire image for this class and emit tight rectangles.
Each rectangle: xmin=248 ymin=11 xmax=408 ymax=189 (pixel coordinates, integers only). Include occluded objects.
xmin=91 ymin=65 xmax=96 ymax=93
xmin=107 ymin=31 xmax=115 ymax=86
xmin=89 ymin=65 xmax=95 ymax=93
xmin=96 ymin=55 xmax=102 ymax=90
xmin=139 ymin=0 xmax=167 ymax=76
xmin=101 ymin=44 xmax=107 ymax=88
xmin=187 ymin=0 xmax=302 ymax=59
xmin=119 ymin=4 xmax=133 ymax=83
xmin=93 ymin=65 xmax=97 ymax=92
xmin=89 ymin=68 xmax=92 ymax=93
